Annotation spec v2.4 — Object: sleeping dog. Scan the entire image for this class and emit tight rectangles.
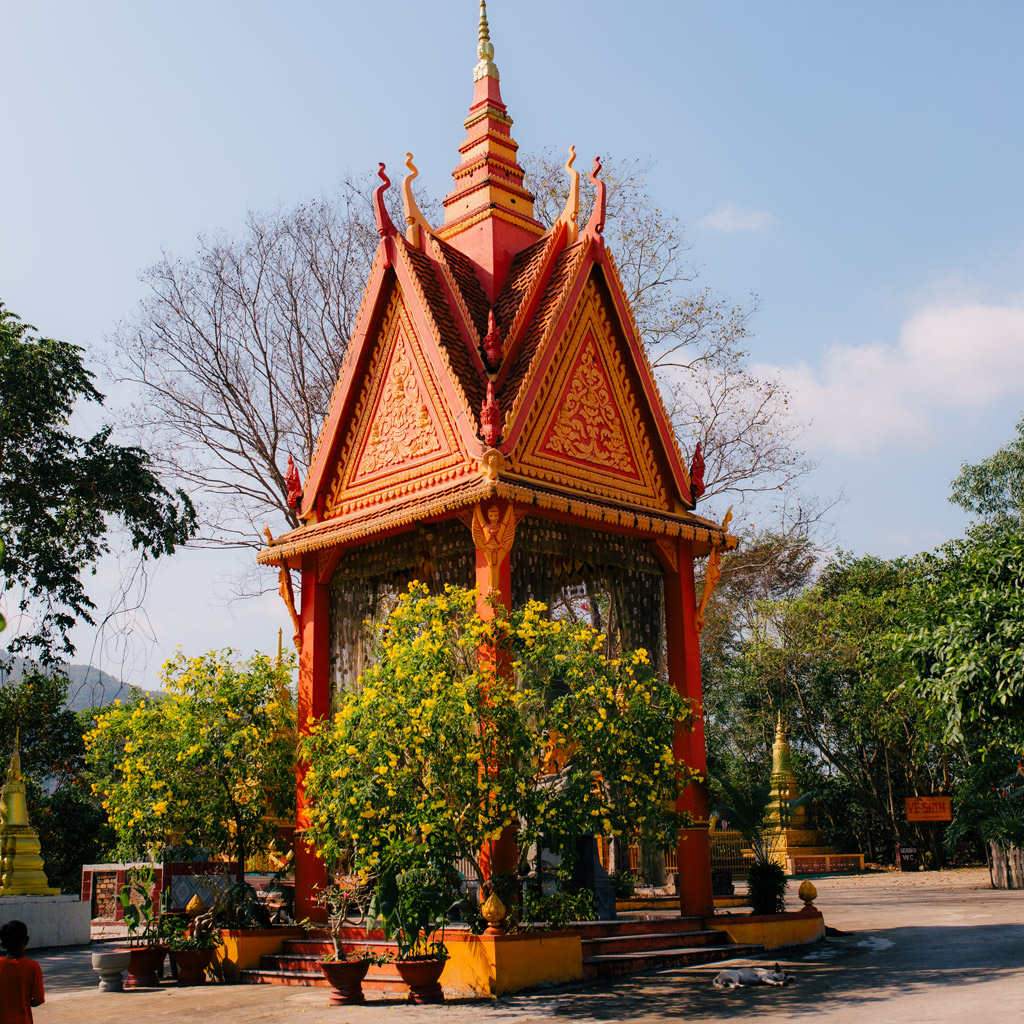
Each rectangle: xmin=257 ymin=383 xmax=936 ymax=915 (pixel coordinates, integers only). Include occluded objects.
xmin=712 ymin=964 xmax=794 ymax=989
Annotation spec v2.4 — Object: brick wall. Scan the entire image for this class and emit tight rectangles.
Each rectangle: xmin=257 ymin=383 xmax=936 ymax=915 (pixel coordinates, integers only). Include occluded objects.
xmin=91 ymin=872 xmax=118 ymax=919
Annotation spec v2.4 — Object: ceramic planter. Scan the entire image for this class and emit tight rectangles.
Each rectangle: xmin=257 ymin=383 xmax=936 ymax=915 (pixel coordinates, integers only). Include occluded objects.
xmin=171 ymin=947 xmax=215 ymax=986
xmin=319 ymin=958 xmax=371 ymax=1005
xmin=115 ymin=945 xmax=167 ymax=988
xmin=395 ymin=957 xmax=446 ymax=1004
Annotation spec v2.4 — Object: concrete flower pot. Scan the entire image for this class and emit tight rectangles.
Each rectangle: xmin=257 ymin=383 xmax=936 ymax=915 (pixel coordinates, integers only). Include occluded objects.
xmin=91 ymin=950 xmax=132 ymax=992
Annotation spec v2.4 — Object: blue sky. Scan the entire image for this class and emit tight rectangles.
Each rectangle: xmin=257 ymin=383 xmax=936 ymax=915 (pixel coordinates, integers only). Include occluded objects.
xmin=3 ymin=1 xmax=1024 ymax=683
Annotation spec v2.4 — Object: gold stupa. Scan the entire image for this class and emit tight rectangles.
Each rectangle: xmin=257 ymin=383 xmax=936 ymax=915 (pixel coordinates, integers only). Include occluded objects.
xmin=762 ymin=713 xmax=837 ymax=870
xmin=0 ymin=730 xmax=60 ymax=895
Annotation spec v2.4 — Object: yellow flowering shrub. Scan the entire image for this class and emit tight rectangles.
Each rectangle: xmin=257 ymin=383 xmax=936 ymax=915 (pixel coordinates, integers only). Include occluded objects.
xmin=85 ymin=650 xmax=296 ymax=880
xmin=301 ymin=583 xmax=696 ymax=886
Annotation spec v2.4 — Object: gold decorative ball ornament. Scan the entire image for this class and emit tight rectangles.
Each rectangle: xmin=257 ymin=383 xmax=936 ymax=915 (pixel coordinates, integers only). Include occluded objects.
xmin=798 ymin=880 xmax=818 ymax=907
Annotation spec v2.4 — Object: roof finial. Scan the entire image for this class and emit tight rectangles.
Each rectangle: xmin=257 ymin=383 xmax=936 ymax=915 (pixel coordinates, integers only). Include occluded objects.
xmin=402 ymin=153 xmax=434 ymax=246
xmin=558 ymin=146 xmax=580 ymax=243
xmin=474 ymin=0 xmax=500 ymax=81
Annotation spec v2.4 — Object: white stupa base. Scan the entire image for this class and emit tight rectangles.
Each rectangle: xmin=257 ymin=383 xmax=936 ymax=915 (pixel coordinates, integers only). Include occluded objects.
xmin=0 ymin=894 xmax=91 ymax=948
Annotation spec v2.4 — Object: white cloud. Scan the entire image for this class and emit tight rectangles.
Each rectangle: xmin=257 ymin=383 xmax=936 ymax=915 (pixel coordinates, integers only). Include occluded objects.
xmin=755 ymin=303 xmax=1024 ymax=456
xmin=698 ymin=200 xmax=777 ymax=234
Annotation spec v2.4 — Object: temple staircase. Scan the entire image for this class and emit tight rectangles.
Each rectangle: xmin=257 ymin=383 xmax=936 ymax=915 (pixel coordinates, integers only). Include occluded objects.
xmin=239 ymin=919 xmax=763 ymax=992
xmin=239 ymin=927 xmax=406 ymax=995
xmin=579 ymin=916 xmax=762 ymax=980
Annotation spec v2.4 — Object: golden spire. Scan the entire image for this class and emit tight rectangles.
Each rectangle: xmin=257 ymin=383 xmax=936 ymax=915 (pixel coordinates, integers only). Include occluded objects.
xmin=474 ymin=0 xmax=499 ymax=81
xmin=0 ymin=728 xmax=59 ymax=894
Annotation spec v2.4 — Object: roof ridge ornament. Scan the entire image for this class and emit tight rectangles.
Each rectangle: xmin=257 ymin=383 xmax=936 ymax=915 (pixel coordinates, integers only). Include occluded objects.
xmin=558 ymin=146 xmax=580 ymax=244
xmin=584 ymin=156 xmax=607 ymax=238
xmin=402 ymin=153 xmax=434 ymax=245
xmin=474 ymin=0 xmax=500 ymax=81
xmin=373 ymin=163 xmax=396 ymax=239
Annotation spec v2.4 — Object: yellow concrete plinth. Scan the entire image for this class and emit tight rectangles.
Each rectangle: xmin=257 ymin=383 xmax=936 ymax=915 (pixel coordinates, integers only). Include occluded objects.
xmin=214 ymin=927 xmax=304 ymax=980
xmin=704 ymin=909 xmax=825 ymax=950
xmin=441 ymin=930 xmax=583 ymax=997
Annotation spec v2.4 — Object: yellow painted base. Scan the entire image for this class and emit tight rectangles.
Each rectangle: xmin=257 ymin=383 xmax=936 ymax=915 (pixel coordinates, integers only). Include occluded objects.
xmin=214 ymin=928 xmax=304 ymax=981
xmin=441 ymin=930 xmax=583 ymax=997
xmin=704 ymin=910 xmax=825 ymax=950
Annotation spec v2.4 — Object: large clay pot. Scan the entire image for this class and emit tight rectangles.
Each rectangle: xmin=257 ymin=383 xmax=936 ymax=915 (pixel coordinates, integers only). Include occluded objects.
xmin=395 ymin=957 xmax=447 ymax=1004
xmin=171 ymin=948 xmax=215 ymax=986
xmin=91 ymin=950 xmax=131 ymax=992
xmin=318 ymin=958 xmax=370 ymax=1005
xmin=115 ymin=945 xmax=167 ymax=988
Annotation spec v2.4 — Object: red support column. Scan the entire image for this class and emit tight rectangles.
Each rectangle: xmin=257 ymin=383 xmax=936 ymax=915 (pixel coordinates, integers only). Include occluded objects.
xmin=294 ymin=562 xmax=330 ymax=922
xmin=665 ymin=538 xmax=714 ymax=918
xmin=471 ymin=501 xmax=518 ymax=883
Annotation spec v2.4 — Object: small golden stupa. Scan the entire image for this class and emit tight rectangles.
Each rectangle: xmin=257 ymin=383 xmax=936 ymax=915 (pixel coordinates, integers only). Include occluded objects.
xmin=0 ymin=730 xmax=60 ymax=895
xmin=762 ymin=713 xmax=838 ymax=870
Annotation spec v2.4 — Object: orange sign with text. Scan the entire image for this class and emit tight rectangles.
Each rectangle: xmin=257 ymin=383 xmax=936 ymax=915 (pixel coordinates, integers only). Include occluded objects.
xmin=905 ymin=796 xmax=952 ymax=822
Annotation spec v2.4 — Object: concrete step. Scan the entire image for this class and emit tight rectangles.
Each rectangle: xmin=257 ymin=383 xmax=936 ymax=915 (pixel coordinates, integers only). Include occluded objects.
xmin=581 ymin=928 xmax=720 ymax=956
xmin=574 ymin=916 xmax=704 ymax=939
xmin=582 ymin=942 xmax=764 ymax=980
xmin=239 ymin=964 xmax=408 ymax=995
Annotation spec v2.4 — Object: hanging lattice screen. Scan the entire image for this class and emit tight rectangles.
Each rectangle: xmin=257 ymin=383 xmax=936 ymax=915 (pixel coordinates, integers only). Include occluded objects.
xmin=328 ymin=520 xmax=474 ymax=700
xmin=511 ymin=516 xmax=665 ymax=674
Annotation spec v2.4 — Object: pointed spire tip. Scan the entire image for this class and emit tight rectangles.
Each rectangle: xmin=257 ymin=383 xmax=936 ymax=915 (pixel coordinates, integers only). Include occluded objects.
xmin=474 ymin=0 xmax=500 ymax=81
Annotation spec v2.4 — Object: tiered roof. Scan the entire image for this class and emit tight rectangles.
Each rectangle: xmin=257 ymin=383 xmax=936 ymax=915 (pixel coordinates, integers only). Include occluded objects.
xmin=258 ymin=2 xmax=734 ymax=569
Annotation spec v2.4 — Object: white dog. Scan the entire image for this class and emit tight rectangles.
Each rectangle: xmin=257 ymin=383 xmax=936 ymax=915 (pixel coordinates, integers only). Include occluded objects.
xmin=712 ymin=964 xmax=794 ymax=989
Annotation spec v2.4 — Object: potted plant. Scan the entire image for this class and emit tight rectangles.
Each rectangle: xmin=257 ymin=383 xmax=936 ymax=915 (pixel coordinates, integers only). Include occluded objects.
xmin=114 ymin=866 xmax=167 ymax=988
xmin=167 ymin=902 xmax=223 ymax=985
xmin=373 ymin=867 xmax=458 ymax=1004
xmin=312 ymin=879 xmax=385 ymax=1005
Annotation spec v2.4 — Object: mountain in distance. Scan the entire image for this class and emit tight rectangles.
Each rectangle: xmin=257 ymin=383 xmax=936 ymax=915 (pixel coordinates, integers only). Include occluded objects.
xmin=0 ymin=656 xmax=162 ymax=710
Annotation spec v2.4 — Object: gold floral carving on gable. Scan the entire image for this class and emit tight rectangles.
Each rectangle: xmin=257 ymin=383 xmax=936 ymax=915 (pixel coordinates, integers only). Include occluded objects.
xmin=326 ymin=291 xmax=469 ymax=517
xmin=509 ymin=281 xmax=669 ymax=510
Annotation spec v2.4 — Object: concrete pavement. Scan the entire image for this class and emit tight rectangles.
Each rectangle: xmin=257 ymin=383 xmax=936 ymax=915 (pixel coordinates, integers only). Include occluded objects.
xmin=30 ymin=868 xmax=1024 ymax=1023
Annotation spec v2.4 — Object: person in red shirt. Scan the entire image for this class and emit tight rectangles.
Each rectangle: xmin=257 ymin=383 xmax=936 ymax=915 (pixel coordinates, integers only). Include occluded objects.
xmin=0 ymin=920 xmax=44 ymax=1024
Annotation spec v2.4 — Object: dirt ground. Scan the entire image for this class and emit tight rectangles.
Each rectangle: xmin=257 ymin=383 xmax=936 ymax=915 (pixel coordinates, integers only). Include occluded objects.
xmin=30 ymin=867 xmax=1024 ymax=1024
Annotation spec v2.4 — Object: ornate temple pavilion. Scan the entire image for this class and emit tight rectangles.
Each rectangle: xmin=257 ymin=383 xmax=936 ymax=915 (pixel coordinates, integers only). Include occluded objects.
xmin=258 ymin=1 xmax=737 ymax=920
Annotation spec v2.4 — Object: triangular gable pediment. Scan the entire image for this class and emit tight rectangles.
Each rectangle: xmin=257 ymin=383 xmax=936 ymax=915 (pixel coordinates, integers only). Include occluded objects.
xmin=507 ymin=275 xmax=671 ymax=510
xmin=503 ymin=256 xmax=692 ymax=512
xmin=323 ymin=287 xmax=473 ymax=519
xmin=302 ymin=233 xmax=496 ymax=521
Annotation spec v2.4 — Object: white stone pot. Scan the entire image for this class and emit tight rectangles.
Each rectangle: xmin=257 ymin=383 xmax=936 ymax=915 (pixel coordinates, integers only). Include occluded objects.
xmin=91 ymin=950 xmax=131 ymax=992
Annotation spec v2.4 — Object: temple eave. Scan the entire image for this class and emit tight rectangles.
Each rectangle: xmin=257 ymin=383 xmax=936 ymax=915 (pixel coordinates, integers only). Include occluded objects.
xmin=259 ymin=478 xmax=736 ymax=565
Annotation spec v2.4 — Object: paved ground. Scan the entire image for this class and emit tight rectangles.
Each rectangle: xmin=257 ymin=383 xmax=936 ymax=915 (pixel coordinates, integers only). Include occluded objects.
xmin=29 ymin=867 xmax=1024 ymax=1023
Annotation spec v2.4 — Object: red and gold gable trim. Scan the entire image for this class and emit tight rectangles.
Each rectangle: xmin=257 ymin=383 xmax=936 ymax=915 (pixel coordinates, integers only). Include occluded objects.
xmin=508 ymin=279 xmax=669 ymax=510
xmin=326 ymin=290 xmax=471 ymax=518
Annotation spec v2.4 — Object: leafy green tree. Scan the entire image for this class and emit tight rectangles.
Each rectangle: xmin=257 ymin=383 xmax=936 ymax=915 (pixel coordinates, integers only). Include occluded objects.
xmin=301 ymin=585 xmax=695 ymax=887
xmin=901 ymin=524 xmax=1024 ymax=756
xmin=85 ymin=650 xmax=296 ymax=881
xmin=951 ymin=413 xmax=1024 ymax=520
xmin=0 ymin=301 xmax=196 ymax=660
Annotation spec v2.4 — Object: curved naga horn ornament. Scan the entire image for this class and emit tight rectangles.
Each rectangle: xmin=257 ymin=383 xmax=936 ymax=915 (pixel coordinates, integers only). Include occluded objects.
xmin=402 ymin=152 xmax=434 ymax=245
xmin=584 ymin=156 xmax=607 ymax=239
xmin=559 ymin=145 xmax=580 ymax=243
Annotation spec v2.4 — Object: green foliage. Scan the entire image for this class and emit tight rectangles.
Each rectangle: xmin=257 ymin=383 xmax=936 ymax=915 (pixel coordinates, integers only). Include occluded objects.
xmin=117 ymin=866 xmax=160 ymax=947
xmin=0 ymin=301 xmax=196 ymax=660
xmin=610 ymin=870 xmax=640 ymax=899
xmin=950 ymin=413 xmax=1024 ymax=521
xmin=369 ymin=867 xmax=459 ymax=960
xmin=301 ymin=585 xmax=696 ymax=890
xmin=900 ymin=525 xmax=1024 ymax=755
xmin=746 ymin=860 xmax=787 ymax=915
xmin=85 ymin=650 xmax=296 ymax=878
xmin=522 ymin=887 xmax=596 ymax=929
